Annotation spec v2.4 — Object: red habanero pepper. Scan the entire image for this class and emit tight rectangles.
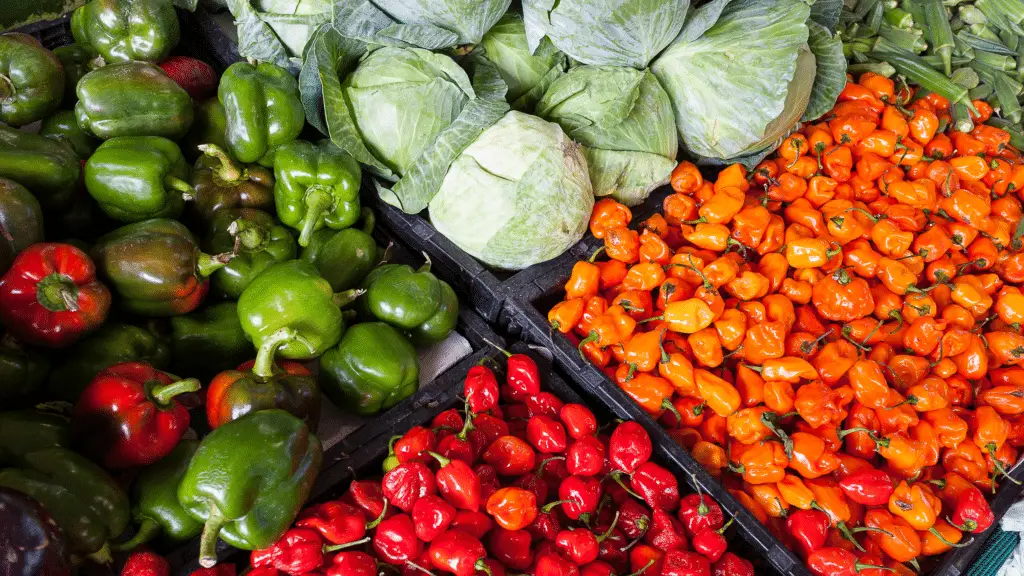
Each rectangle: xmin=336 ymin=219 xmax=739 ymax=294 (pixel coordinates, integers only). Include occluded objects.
xmin=393 ymin=426 xmax=436 ymax=464
xmin=482 ymin=435 xmax=536 ymax=476
xmin=619 ymin=498 xmax=653 ymax=539
xmin=72 ymin=361 xmax=199 ymax=469
xmin=526 ymin=415 xmax=569 ymax=454
xmin=190 ymin=566 xmax=236 ymax=576
xmin=489 ymin=528 xmax=533 ymax=571
xmin=325 ymin=552 xmax=377 ymax=576
xmin=557 ymin=519 xmax=621 ymax=566
xmin=372 ymin=514 xmax=422 ymax=566
xmin=785 ymin=509 xmax=831 ymax=559
xmin=678 ymin=493 xmax=725 ymax=536
xmin=492 ymin=345 xmax=540 ymax=397
xmin=609 ymin=421 xmax=653 ymax=473
xmin=428 ymin=451 xmax=482 ymax=512
xmin=411 ymin=495 xmax=456 ymax=542
xmin=712 ymin=552 xmax=753 ymax=576
xmin=807 ymin=547 xmax=888 ymax=576
xmin=464 ymin=365 xmax=499 ymax=414
xmin=0 ymin=242 xmax=111 ymax=347
xmin=251 ymin=528 xmax=329 ymax=575
xmin=123 ymin=551 xmax=171 ymax=576
xmin=644 ymin=507 xmax=688 ymax=552
xmin=560 ymin=403 xmax=598 ymax=439
xmin=559 ymin=475 xmax=602 ymax=520
xmin=342 ymin=480 xmax=387 ymax=520
xmin=485 ymin=487 xmax=538 ymax=531
xmin=567 ymin=435 xmax=605 ymax=476
xmin=449 ymin=510 xmax=493 ymax=541
xmin=950 ymin=486 xmax=996 ymax=533
xmin=535 ymin=553 xmax=582 ymax=576
xmin=381 ymin=461 xmax=437 ymax=512
xmin=427 ymin=530 xmax=490 ymax=576
xmin=691 ymin=519 xmax=734 ymax=562
xmin=296 ymin=500 xmax=386 ymax=545
xmin=631 ymin=461 xmax=680 ymax=512
xmin=837 ymin=468 xmax=895 ymax=506
xmin=661 ymin=550 xmax=711 ymax=576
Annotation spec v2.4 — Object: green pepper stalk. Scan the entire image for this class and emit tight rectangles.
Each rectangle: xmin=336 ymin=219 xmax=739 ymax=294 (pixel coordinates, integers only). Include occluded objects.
xmin=196 ymin=144 xmax=247 ymax=187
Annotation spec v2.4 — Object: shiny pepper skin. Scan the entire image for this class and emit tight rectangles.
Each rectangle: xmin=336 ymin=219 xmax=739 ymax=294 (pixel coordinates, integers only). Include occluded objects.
xmin=426 ymin=530 xmax=490 ymax=576
xmin=372 ymin=514 xmax=422 ymax=565
xmin=411 ymin=495 xmax=456 ymax=542
xmin=485 ymin=487 xmax=537 ymax=531
xmin=382 ymin=461 xmax=436 ymax=512
xmin=464 ymin=365 xmax=499 ymax=414
xmin=678 ymin=494 xmax=725 ymax=535
xmin=609 ymin=421 xmax=653 ymax=473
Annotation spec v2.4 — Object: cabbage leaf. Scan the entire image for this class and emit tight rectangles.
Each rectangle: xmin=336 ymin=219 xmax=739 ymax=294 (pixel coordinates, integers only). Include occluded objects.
xmin=523 ymin=0 xmax=689 ymax=69
xmin=803 ymin=19 xmax=847 ymax=122
xmin=651 ymin=0 xmax=812 ymax=161
xmin=477 ymin=12 xmax=567 ymax=111
xmin=366 ymin=0 xmax=511 ymax=46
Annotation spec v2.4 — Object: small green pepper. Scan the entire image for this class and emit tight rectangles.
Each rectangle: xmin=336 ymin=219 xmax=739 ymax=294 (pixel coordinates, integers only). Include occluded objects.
xmin=71 ymin=0 xmax=179 ymax=64
xmin=181 ymin=98 xmax=228 ymax=162
xmin=220 ymin=61 xmax=304 ymax=166
xmin=274 ymin=139 xmax=361 ymax=247
xmin=0 ymin=124 xmax=80 ymax=211
xmin=178 ymin=410 xmax=321 ymax=566
xmin=237 ymin=260 xmax=359 ymax=360
xmin=53 ymin=44 xmax=96 ymax=105
xmin=319 ymin=322 xmax=419 ymax=415
xmin=76 ymin=62 xmax=193 ymax=140
xmin=169 ymin=302 xmax=251 ymax=381
xmin=0 ymin=335 xmax=50 ymax=408
xmin=44 ymin=322 xmax=171 ymax=402
xmin=187 ymin=144 xmax=274 ymax=223
xmin=0 ymin=33 xmax=64 ymax=126
xmin=361 ymin=259 xmax=459 ymax=344
xmin=115 ymin=439 xmax=201 ymax=550
xmin=204 ymin=208 xmax=297 ymax=298
xmin=85 ymin=136 xmax=189 ymax=222
xmin=301 ymin=209 xmax=378 ymax=292
xmin=0 ymin=178 xmax=44 ymax=275
xmin=40 ymin=109 xmax=100 ymax=160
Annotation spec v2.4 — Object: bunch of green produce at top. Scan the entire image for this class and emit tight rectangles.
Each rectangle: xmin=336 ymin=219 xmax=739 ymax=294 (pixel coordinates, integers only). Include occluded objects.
xmin=840 ymin=0 xmax=1024 ymax=136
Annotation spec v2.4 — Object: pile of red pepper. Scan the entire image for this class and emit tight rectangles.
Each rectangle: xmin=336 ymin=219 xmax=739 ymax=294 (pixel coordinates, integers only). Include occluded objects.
xmin=235 ymin=352 xmax=758 ymax=576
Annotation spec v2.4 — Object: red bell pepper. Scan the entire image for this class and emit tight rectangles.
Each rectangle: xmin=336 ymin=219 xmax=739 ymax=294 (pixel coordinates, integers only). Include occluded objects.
xmin=465 ymin=365 xmax=499 ymax=414
xmin=0 ymin=243 xmax=110 ymax=347
xmin=609 ymin=421 xmax=652 ymax=473
xmin=411 ymin=495 xmax=456 ymax=542
xmin=785 ymin=509 xmax=830 ymax=558
xmin=72 ymin=361 xmax=199 ymax=468
xmin=837 ymin=468 xmax=894 ymax=506
xmin=426 ymin=530 xmax=491 ymax=576
xmin=950 ymin=486 xmax=996 ymax=533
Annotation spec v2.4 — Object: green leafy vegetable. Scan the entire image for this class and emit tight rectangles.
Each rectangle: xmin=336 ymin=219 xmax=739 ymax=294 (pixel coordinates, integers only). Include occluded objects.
xmin=803 ymin=20 xmax=847 ymax=122
xmin=477 ymin=12 xmax=567 ymax=111
xmin=367 ymin=0 xmax=512 ymax=46
xmin=226 ymin=0 xmax=331 ymax=69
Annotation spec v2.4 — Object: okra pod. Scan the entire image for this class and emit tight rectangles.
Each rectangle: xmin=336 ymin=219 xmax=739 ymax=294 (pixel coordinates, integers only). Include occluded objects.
xmin=848 ymin=62 xmax=899 ymax=77
xmin=975 ymin=50 xmax=1018 ymax=70
xmin=957 ymin=30 xmax=1016 ymax=55
xmin=872 ymin=42 xmax=978 ymax=114
xmin=951 ymin=102 xmax=975 ymax=132
xmin=958 ymin=4 xmax=988 ymax=25
xmin=924 ymin=0 xmax=955 ymax=74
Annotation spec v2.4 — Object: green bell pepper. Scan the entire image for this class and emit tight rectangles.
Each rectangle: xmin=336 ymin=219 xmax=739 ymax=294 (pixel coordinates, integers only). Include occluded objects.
xmin=182 ymin=98 xmax=228 ymax=162
xmin=178 ymin=410 xmax=321 ymax=565
xmin=219 ymin=61 xmax=304 ymax=166
xmin=71 ymin=0 xmax=179 ymax=64
xmin=45 ymin=322 xmax=170 ymax=403
xmin=91 ymin=219 xmax=232 ymax=317
xmin=40 ymin=109 xmax=100 ymax=160
xmin=116 ymin=439 xmax=201 ymax=550
xmin=187 ymin=144 xmax=275 ymax=224
xmin=0 ymin=177 xmax=44 ymax=275
xmin=274 ymin=139 xmax=361 ymax=248
xmin=361 ymin=259 xmax=460 ymax=344
xmin=0 ymin=411 xmax=129 ymax=559
xmin=76 ymin=62 xmax=193 ymax=140
xmin=320 ymin=322 xmax=419 ymax=415
xmin=0 ymin=33 xmax=64 ymax=126
xmin=237 ymin=260 xmax=357 ymax=360
xmin=301 ymin=209 xmax=378 ymax=292
xmin=84 ymin=136 xmax=188 ymax=222
xmin=0 ymin=123 xmax=80 ymax=211
xmin=170 ymin=302 xmax=251 ymax=381
xmin=205 ymin=208 xmax=297 ymax=298
xmin=0 ymin=336 xmax=50 ymax=408
xmin=53 ymin=44 xmax=96 ymax=105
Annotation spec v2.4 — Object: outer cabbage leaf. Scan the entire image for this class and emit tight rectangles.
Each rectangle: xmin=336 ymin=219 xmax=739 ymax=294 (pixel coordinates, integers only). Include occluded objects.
xmin=226 ymin=0 xmax=293 ymax=69
xmin=342 ymin=47 xmax=475 ymax=179
xmin=536 ymin=66 xmax=677 ymax=206
xmin=802 ymin=20 xmax=847 ymax=122
xmin=650 ymin=0 xmax=811 ymax=160
xmin=367 ymin=0 xmax=512 ymax=45
xmin=429 ymin=111 xmax=593 ymax=270
xmin=251 ymin=0 xmax=330 ymax=56
xmin=523 ymin=0 xmax=689 ymax=69
xmin=478 ymin=12 xmax=567 ymax=110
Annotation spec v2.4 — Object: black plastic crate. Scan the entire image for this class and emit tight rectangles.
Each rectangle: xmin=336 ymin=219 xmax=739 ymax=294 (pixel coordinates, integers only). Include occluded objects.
xmin=499 ymin=244 xmax=1024 ymax=576
xmin=170 ymin=341 xmax=790 ymax=576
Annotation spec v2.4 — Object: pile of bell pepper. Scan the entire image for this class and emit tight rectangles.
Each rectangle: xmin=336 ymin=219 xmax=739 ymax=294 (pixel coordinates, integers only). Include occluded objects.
xmin=240 ymin=351 xmax=760 ymax=576
xmin=548 ymin=71 xmax=1024 ymax=573
xmin=0 ymin=0 xmax=461 ymax=570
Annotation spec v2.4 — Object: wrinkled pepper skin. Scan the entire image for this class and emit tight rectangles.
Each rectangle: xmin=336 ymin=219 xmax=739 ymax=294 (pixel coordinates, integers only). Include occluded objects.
xmin=0 ymin=33 xmax=64 ymax=126
xmin=76 ymin=62 xmax=193 ymax=140
xmin=118 ymin=439 xmax=202 ymax=550
xmin=85 ymin=136 xmax=188 ymax=222
xmin=301 ymin=214 xmax=378 ymax=292
xmin=274 ymin=139 xmax=361 ymax=247
xmin=169 ymin=302 xmax=251 ymax=381
xmin=0 ymin=417 xmax=129 ymax=558
xmin=40 ymin=109 xmax=100 ymax=160
xmin=0 ymin=124 xmax=80 ymax=211
xmin=92 ymin=219 xmax=231 ymax=316
xmin=178 ymin=410 xmax=322 ymax=566
xmin=71 ymin=0 xmax=179 ymax=64
xmin=0 ymin=487 xmax=71 ymax=576
xmin=204 ymin=208 xmax=296 ymax=298
xmin=0 ymin=335 xmax=50 ymax=407
xmin=236 ymin=260 xmax=347 ymax=360
xmin=361 ymin=262 xmax=459 ymax=344
xmin=53 ymin=44 xmax=95 ymax=105
xmin=45 ymin=322 xmax=170 ymax=403
xmin=0 ymin=178 xmax=44 ymax=274
xmin=187 ymin=144 xmax=274 ymax=223
xmin=320 ymin=322 xmax=419 ymax=415
xmin=219 ymin=61 xmax=304 ymax=166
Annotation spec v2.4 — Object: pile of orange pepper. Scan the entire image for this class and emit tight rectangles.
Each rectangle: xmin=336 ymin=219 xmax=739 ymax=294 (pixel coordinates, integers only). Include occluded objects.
xmin=548 ymin=72 xmax=1024 ymax=572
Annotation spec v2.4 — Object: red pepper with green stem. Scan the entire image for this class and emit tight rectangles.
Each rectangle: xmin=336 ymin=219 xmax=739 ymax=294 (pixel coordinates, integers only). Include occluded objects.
xmin=381 ymin=461 xmax=436 ymax=512
xmin=485 ymin=340 xmax=541 ymax=397
xmin=949 ymin=486 xmax=996 ymax=533
xmin=558 ymin=474 xmax=602 ymax=521
xmin=556 ymin=512 xmax=621 ymax=565
xmin=610 ymin=421 xmax=653 ymax=474
xmin=692 ymin=518 xmax=733 ymax=561
xmin=393 ymin=426 xmax=436 ymax=465
xmin=806 ymin=547 xmax=892 ymax=576
xmin=785 ymin=509 xmax=830 ymax=558
xmin=427 ymin=529 xmax=493 ymax=576
xmin=295 ymin=499 xmax=386 ymax=545
xmin=465 ymin=364 xmax=499 ymax=414
xmin=678 ymin=492 xmax=725 ymax=535
xmin=72 ymin=361 xmax=199 ymax=468
xmin=429 ymin=451 xmax=482 ymax=512
xmin=0 ymin=242 xmax=110 ymax=348
xmin=838 ymin=468 xmax=895 ymax=506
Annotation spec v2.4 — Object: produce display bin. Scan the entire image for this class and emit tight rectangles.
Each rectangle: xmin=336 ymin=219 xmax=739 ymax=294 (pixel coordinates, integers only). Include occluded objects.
xmin=497 ymin=217 xmax=1024 ymax=576
xmin=169 ymin=341 xmax=791 ymax=576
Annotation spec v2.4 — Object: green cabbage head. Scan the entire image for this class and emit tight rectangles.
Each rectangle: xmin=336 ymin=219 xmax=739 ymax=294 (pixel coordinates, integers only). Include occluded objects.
xmin=536 ymin=66 xmax=677 ymax=206
xmin=370 ymin=0 xmax=512 ymax=45
xmin=478 ymin=12 xmax=567 ymax=111
xmin=429 ymin=111 xmax=594 ymax=270
xmin=342 ymin=46 xmax=475 ymax=179
xmin=651 ymin=0 xmax=815 ymax=161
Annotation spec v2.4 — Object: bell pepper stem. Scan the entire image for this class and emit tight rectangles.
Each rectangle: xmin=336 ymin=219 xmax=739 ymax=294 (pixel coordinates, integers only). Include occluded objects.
xmin=86 ymin=542 xmax=113 ymax=566
xmin=35 ymin=273 xmax=79 ymax=312
xmin=150 ymin=378 xmax=201 ymax=406
xmin=298 ymin=186 xmax=333 ymax=248
xmin=164 ymin=174 xmax=195 ymax=196
xmin=417 ymin=253 xmax=432 ymax=274
xmin=198 ymin=144 xmax=247 ymax=184
xmin=228 ymin=218 xmax=268 ymax=252
xmin=196 ymin=251 xmax=235 ymax=277
xmin=0 ymin=74 xmax=13 ymax=103
xmin=253 ymin=328 xmax=311 ymax=379
xmin=112 ymin=518 xmax=161 ymax=551
xmin=332 ymin=288 xmax=366 ymax=309
xmin=199 ymin=504 xmax=227 ymax=568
